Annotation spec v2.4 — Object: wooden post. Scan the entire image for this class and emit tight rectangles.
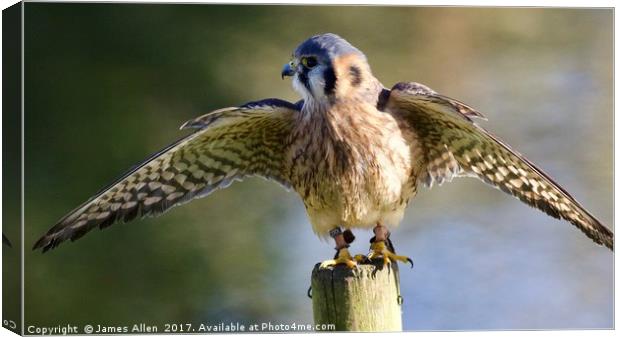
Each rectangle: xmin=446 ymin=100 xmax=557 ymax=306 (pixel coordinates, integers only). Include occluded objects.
xmin=310 ymin=260 xmax=403 ymax=331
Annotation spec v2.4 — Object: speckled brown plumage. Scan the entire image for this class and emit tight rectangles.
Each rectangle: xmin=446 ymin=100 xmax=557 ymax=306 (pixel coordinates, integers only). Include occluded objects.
xmin=34 ymin=101 xmax=298 ymax=251
xmin=34 ymin=33 xmax=613 ymax=253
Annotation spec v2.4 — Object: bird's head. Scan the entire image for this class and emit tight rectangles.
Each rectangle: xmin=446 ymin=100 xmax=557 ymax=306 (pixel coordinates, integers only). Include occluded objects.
xmin=282 ymin=33 xmax=378 ymax=106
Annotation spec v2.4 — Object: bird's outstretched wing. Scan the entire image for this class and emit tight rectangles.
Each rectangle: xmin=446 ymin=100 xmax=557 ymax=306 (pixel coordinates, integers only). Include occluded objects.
xmin=382 ymin=82 xmax=613 ymax=250
xmin=34 ymin=99 xmax=299 ymax=252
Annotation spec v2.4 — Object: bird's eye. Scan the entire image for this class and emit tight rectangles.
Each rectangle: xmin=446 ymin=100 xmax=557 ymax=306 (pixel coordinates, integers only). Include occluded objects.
xmin=301 ymin=56 xmax=318 ymax=68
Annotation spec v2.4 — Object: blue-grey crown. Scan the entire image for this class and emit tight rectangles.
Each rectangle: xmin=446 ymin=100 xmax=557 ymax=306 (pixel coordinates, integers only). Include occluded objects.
xmin=294 ymin=33 xmax=365 ymax=61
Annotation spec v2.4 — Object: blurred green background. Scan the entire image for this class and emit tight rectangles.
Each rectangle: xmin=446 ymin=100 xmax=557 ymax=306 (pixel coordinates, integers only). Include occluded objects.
xmin=22 ymin=4 xmax=611 ymax=331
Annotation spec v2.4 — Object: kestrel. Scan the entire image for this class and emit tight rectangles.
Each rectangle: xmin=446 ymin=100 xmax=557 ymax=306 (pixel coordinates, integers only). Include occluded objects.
xmin=34 ymin=34 xmax=613 ymax=269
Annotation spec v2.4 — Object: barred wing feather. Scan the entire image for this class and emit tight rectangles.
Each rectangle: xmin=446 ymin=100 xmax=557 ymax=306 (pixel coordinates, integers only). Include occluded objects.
xmin=34 ymin=99 xmax=298 ymax=252
xmin=385 ymin=82 xmax=613 ymax=250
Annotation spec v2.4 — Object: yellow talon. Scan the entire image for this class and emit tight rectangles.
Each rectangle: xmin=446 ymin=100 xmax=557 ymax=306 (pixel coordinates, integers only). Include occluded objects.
xmin=319 ymin=247 xmax=358 ymax=269
xmin=353 ymin=254 xmax=369 ymax=263
xmin=368 ymin=241 xmax=413 ymax=268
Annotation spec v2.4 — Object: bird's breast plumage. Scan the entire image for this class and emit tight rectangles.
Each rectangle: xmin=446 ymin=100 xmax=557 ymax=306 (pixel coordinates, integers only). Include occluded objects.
xmin=286 ymin=100 xmax=424 ymax=237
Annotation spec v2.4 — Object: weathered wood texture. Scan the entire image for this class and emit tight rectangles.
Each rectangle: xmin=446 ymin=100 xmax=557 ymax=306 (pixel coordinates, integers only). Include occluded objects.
xmin=311 ymin=261 xmax=403 ymax=331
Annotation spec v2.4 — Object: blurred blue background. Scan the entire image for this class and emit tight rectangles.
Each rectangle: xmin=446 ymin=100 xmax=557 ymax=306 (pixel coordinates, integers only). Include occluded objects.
xmin=21 ymin=4 xmax=612 ymax=331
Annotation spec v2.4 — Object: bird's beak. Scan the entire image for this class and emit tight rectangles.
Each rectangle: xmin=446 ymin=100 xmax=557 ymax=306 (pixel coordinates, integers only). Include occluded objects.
xmin=281 ymin=62 xmax=295 ymax=79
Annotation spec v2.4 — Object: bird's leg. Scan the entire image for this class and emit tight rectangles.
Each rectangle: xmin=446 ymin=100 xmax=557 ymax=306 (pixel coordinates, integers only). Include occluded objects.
xmin=343 ymin=229 xmax=371 ymax=263
xmin=319 ymin=228 xmax=358 ymax=269
xmin=368 ymin=223 xmax=413 ymax=268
